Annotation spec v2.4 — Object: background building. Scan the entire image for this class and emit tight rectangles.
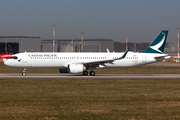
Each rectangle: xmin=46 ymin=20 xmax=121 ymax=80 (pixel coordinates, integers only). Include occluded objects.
xmin=0 ymin=35 xmax=178 ymax=57
xmin=0 ymin=35 xmax=41 ymax=54
xmin=0 ymin=36 xmax=113 ymax=53
xmin=41 ymin=38 xmax=113 ymax=52
xmin=114 ymin=42 xmax=150 ymax=52
xmin=164 ymin=42 xmax=177 ymax=56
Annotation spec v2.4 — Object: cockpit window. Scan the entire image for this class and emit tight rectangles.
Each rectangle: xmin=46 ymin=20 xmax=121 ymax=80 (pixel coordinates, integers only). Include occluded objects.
xmin=10 ymin=56 xmax=18 ymax=59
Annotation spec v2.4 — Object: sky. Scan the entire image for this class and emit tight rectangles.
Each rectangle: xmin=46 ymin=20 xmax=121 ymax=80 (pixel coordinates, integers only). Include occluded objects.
xmin=0 ymin=0 xmax=180 ymax=43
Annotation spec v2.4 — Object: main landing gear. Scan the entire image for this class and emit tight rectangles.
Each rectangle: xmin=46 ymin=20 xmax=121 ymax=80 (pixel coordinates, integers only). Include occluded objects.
xmin=22 ymin=68 xmax=26 ymax=76
xmin=83 ymin=71 xmax=88 ymax=76
xmin=83 ymin=70 xmax=95 ymax=76
xmin=90 ymin=71 xmax=95 ymax=76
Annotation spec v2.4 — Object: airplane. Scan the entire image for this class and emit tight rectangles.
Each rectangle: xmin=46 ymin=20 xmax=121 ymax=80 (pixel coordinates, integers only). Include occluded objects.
xmin=4 ymin=30 xmax=168 ymax=76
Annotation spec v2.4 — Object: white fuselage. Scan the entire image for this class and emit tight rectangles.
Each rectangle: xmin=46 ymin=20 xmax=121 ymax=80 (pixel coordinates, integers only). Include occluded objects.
xmin=4 ymin=52 xmax=167 ymax=69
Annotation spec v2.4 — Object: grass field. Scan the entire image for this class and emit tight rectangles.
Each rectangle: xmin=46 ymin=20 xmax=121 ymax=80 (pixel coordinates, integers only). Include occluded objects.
xmin=0 ymin=78 xmax=180 ymax=120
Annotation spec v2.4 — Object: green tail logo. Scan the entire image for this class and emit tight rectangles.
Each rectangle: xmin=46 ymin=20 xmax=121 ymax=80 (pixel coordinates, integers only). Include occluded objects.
xmin=142 ymin=30 xmax=168 ymax=54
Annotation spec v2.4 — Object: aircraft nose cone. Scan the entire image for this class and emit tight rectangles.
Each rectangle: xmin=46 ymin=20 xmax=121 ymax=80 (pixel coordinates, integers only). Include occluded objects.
xmin=4 ymin=60 xmax=10 ymax=66
xmin=4 ymin=60 xmax=7 ymax=66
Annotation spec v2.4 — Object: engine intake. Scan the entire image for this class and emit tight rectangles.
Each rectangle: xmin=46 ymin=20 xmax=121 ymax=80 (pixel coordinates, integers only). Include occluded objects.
xmin=59 ymin=68 xmax=69 ymax=73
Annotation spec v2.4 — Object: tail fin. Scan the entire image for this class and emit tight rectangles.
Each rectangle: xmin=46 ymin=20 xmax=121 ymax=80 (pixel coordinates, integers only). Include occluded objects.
xmin=142 ymin=30 xmax=168 ymax=54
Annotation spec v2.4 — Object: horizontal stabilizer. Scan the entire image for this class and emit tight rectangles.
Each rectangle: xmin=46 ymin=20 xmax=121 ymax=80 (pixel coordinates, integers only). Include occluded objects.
xmin=154 ymin=54 xmax=169 ymax=61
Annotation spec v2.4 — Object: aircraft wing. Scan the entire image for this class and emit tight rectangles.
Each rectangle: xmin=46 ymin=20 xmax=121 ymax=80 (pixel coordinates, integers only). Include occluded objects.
xmin=81 ymin=49 xmax=129 ymax=67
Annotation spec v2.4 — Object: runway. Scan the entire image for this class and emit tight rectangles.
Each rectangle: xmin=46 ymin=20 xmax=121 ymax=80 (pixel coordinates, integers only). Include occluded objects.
xmin=0 ymin=73 xmax=180 ymax=79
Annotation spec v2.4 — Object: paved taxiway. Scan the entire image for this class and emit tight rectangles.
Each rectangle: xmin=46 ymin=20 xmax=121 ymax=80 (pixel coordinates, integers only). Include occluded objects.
xmin=0 ymin=73 xmax=180 ymax=79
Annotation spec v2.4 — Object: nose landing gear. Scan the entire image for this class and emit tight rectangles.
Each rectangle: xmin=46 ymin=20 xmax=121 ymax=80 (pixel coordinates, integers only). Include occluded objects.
xmin=22 ymin=68 xmax=26 ymax=76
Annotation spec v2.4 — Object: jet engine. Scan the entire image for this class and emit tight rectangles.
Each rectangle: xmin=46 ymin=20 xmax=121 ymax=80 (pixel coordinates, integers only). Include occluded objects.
xmin=68 ymin=63 xmax=85 ymax=73
xmin=59 ymin=63 xmax=85 ymax=74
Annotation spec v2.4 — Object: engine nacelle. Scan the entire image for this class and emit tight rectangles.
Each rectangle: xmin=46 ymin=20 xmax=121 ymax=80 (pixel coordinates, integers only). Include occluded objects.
xmin=59 ymin=68 xmax=69 ymax=73
xmin=68 ymin=63 xmax=85 ymax=73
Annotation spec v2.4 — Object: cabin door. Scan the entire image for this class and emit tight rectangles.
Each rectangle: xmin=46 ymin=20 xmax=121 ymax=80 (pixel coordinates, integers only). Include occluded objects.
xmin=22 ymin=54 xmax=27 ymax=63
xmin=142 ymin=54 xmax=146 ymax=63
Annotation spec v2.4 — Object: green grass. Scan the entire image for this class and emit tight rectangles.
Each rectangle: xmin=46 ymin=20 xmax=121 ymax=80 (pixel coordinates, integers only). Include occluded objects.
xmin=0 ymin=78 xmax=180 ymax=119
xmin=1 ymin=62 xmax=180 ymax=74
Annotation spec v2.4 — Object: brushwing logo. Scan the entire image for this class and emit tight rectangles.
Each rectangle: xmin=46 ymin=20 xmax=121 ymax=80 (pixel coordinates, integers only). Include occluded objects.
xmin=18 ymin=59 xmax=21 ymax=62
xmin=150 ymin=34 xmax=165 ymax=53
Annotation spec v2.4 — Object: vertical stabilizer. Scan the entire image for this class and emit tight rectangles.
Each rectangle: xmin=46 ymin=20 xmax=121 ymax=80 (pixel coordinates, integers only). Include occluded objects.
xmin=142 ymin=30 xmax=168 ymax=54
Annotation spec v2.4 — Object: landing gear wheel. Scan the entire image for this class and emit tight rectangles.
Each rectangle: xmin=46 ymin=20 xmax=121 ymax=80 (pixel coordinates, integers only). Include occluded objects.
xmin=90 ymin=71 xmax=95 ymax=76
xmin=83 ymin=71 xmax=88 ymax=76
xmin=22 ymin=72 xmax=26 ymax=76
xmin=22 ymin=68 xmax=26 ymax=76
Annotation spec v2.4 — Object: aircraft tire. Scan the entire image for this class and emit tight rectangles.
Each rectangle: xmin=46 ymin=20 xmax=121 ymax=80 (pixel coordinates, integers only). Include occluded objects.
xmin=90 ymin=71 xmax=95 ymax=76
xmin=83 ymin=71 xmax=88 ymax=76
xmin=22 ymin=72 xmax=26 ymax=76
